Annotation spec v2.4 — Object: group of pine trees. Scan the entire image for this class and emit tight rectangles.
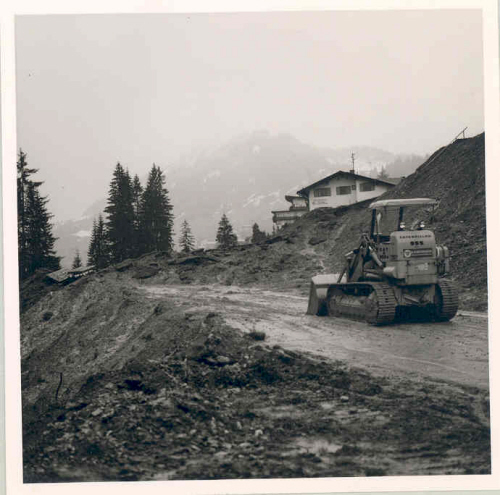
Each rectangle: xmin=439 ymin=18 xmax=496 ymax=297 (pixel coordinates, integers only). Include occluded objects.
xmin=87 ymin=163 xmax=176 ymax=269
xmin=17 ymin=149 xmax=269 ymax=279
xmin=17 ymin=150 xmax=60 ymax=280
xmin=215 ymin=216 xmax=269 ymax=249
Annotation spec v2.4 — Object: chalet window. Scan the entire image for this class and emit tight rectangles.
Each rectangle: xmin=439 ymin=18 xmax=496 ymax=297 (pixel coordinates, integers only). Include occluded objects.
xmin=336 ymin=186 xmax=351 ymax=195
xmin=313 ymin=187 xmax=331 ymax=197
xmin=351 ymin=184 xmax=356 ymax=190
xmin=360 ymin=182 xmax=375 ymax=192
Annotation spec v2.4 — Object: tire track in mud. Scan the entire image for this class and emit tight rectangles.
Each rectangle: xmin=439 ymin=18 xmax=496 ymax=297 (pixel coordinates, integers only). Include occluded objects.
xmin=139 ymin=283 xmax=489 ymax=389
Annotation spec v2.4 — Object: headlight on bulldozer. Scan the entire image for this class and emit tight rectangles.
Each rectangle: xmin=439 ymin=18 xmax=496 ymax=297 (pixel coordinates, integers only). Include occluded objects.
xmin=403 ymin=249 xmax=412 ymax=258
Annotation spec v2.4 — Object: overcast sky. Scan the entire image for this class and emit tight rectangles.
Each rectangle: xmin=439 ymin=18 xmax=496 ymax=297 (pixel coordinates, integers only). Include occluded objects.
xmin=15 ymin=10 xmax=484 ymax=222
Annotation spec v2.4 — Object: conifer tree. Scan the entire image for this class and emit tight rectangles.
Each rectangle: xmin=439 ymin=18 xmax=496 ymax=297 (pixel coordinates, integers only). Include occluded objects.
xmin=104 ymin=163 xmax=135 ymax=263
xmin=131 ymin=174 xmax=143 ymax=257
xmin=72 ymin=250 xmax=82 ymax=269
xmin=179 ymin=219 xmax=195 ymax=253
xmin=377 ymin=166 xmax=389 ymax=180
xmin=251 ymin=223 xmax=267 ymax=244
xmin=17 ymin=149 xmax=60 ymax=279
xmin=132 ymin=174 xmax=143 ymax=216
xmin=216 ymin=214 xmax=237 ymax=250
xmin=139 ymin=164 xmax=174 ymax=254
xmin=87 ymin=214 xmax=109 ymax=270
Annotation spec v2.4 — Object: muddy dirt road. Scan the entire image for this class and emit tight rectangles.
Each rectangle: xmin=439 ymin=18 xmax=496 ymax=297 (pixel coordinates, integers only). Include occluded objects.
xmin=140 ymin=283 xmax=489 ymax=390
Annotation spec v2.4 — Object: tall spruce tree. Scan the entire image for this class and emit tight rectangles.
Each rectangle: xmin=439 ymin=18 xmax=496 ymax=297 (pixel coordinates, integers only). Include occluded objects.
xmin=131 ymin=174 xmax=143 ymax=257
xmin=377 ymin=166 xmax=390 ymax=180
xmin=216 ymin=214 xmax=237 ymax=250
xmin=72 ymin=250 xmax=82 ymax=269
xmin=104 ymin=163 xmax=135 ymax=263
xmin=140 ymin=164 xmax=174 ymax=254
xmin=87 ymin=214 xmax=109 ymax=269
xmin=17 ymin=149 xmax=60 ymax=279
xmin=251 ymin=223 xmax=267 ymax=244
xmin=179 ymin=219 xmax=195 ymax=253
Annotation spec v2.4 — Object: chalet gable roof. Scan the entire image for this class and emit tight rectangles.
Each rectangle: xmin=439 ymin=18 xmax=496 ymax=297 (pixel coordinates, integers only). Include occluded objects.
xmin=297 ymin=171 xmax=396 ymax=196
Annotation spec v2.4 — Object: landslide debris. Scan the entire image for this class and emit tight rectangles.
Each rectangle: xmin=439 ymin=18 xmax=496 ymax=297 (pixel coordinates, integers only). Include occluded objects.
xmin=22 ymin=270 xmax=490 ymax=481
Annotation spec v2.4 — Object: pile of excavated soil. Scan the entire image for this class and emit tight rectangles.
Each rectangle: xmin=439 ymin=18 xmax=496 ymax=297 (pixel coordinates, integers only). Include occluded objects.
xmin=22 ymin=271 xmax=490 ymax=481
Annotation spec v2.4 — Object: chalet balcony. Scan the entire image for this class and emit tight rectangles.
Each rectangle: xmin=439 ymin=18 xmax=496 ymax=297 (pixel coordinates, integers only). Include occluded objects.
xmin=272 ymin=207 xmax=308 ymax=224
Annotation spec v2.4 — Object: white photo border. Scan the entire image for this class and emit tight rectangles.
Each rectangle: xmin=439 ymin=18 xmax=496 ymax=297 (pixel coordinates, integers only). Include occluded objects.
xmin=2 ymin=1 xmax=499 ymax=494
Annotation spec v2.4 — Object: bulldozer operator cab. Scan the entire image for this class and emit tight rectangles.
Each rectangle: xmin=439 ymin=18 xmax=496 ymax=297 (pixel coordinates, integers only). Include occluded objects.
xmin=370 ymin=198 xmax=437 ymax=242
xmin=368 ymin=198 xmax=448 ymax=284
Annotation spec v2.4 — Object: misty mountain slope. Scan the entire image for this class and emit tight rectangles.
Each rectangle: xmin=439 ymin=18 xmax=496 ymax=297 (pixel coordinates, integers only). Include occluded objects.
xmin=167 ymin=131 xmax=395 ymax=243
xmin=53 ymin=131 xmax=425 ymax=265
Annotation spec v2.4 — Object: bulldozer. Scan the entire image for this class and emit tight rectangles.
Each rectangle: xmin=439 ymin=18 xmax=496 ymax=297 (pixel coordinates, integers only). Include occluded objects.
xmin=306 ymin=198 xmax=458 ymax=325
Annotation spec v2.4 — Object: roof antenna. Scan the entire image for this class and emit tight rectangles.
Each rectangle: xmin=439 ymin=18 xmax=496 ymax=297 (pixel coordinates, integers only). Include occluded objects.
xmin=350 ymin=152 xmax=356 ymax=175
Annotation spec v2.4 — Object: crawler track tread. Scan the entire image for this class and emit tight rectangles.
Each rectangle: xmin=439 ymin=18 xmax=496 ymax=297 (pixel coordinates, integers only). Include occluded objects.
xmin=436 ymin=279 xmax=459 ymax=321
xmin=326 ymin=282 xmax=397 ymax=325
xmin=367 ymin=283 xmax=398 ymax=325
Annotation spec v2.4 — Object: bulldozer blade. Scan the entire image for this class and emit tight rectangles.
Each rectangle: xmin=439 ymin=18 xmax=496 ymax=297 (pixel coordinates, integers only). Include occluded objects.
xmin=306 ymin=274 xmax=340 ymax=316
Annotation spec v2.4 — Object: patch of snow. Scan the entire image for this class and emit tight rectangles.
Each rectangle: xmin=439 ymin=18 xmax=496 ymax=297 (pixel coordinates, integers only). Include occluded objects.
xmin=73 ymin=230 xmax=91 ymax=238
xmin=243 ymin=193 xmax=266 ymax=208
xmin=249 ymin=195 xmax=266 ymax=207
xmin=74 ymin=215 xmax=92 ymax=222
xmin=242 ymin=194 xmax=255 ymax=207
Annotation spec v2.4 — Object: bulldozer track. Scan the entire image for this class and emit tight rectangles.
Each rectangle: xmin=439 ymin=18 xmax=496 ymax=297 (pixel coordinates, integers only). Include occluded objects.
xmin=436 ymin=279 xmax=459 ymax=321
xmin=327 ymin=282 xmax=397 ymax=325
xmin=366 ymin=283 xmax=397 ymax=325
